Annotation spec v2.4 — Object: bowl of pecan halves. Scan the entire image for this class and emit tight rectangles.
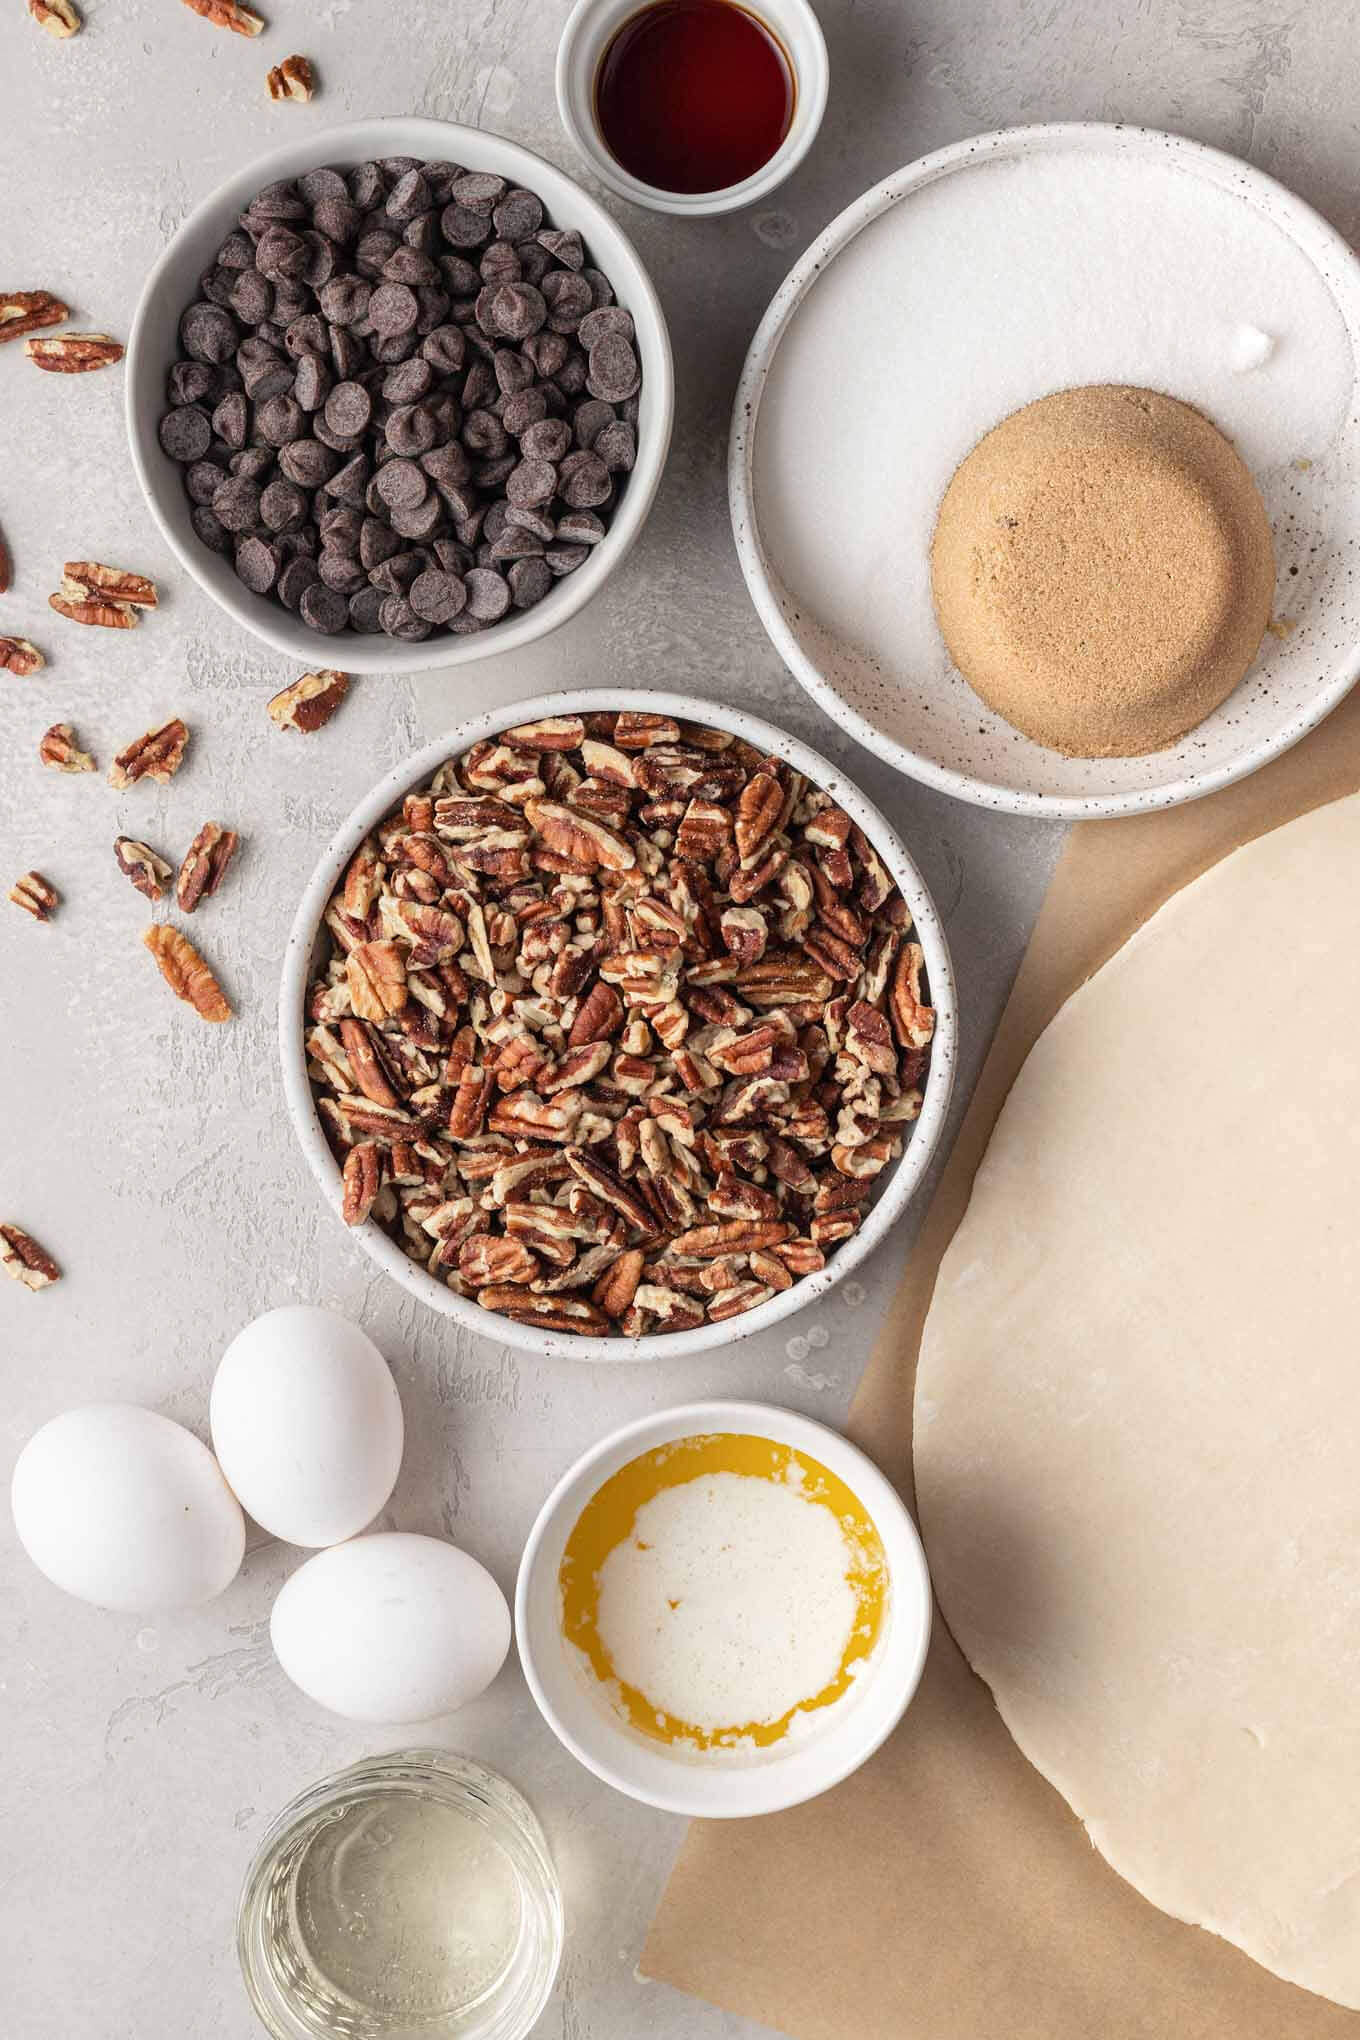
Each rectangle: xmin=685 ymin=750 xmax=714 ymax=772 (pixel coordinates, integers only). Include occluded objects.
xmin=280 ymin=691 xmax=957 ymax=1358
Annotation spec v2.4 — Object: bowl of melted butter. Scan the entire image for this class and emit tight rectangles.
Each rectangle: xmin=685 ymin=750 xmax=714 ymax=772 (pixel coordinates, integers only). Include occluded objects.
xmin=515 ymin=1400 xmax=931 ymax=1816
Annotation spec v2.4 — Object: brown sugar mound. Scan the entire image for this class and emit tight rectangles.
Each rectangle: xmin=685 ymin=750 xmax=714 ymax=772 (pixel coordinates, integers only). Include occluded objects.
xmin=929 ymin=385 xmax=1276 ymax=758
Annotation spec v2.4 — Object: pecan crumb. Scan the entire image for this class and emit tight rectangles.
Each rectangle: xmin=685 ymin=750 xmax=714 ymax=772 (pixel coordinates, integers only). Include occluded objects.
xmin=176 ymin=822 xmax=240 ymax=913
xmin=0 ymin=635 xmax=45 ymax=676
xmin=0 ymin=290 xmax=69 ymax=342
xmin=180 ymin=0 xmax=265 ymax=33
xmin=268 ymin=669 xmax=349 ymax=732
xmin=26 ymin=332 xmax=123 ymax=373
xmin=110 ymin=718 xmax=189 ymax=788
xmin=114 ymin=837 xmax=173 ymax=901
xmin=0 ymin=1224 xmax=61 ymax=1291
xmin=143 ymin=925 xmax=232 ymax=1022
xmin=27 ymin=0 xmax=80 ymax=35
xmin=9 ymin=871 xmax=59 ymax=920
xmin=267 ymin=53 xmax=314 ymax=100
xmin=39 ymin=722 xmax=95 ymax=773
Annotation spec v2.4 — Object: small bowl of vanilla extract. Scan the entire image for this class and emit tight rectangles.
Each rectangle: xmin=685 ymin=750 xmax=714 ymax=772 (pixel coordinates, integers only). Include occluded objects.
xmin=557 ymin=0 xmax=828 ymax=216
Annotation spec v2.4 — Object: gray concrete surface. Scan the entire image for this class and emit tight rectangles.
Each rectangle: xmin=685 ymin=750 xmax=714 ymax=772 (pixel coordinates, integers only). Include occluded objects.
xmin=1 ymin=1 xmax=1342 ymax=2034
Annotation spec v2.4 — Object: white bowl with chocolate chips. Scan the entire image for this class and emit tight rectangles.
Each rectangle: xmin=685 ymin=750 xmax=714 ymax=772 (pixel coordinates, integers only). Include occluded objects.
xmin=125 ymin=118 xmax=673 ymax=671
xmin=280 ymin=691 xmax=956 ymax=1360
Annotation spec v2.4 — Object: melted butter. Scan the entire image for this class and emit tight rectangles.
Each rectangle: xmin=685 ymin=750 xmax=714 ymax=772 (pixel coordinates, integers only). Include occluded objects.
xmin=559 ymin=1431 xmax=888 ymax=1752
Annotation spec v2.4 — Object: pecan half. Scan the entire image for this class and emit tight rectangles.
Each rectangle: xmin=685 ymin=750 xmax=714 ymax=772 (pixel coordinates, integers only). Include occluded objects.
xmin=268 ymin=669 xmax=349 ymax=732
xmin=38 ymin=722 xmax=95 ymax=773
xmin=26 ymin=333 xmax=122 ymax=372
xmin=180 ymin=0 xmax=264 ymax=32
xmin=266 ymin=52 xmax=314 ymax=99
xmin=143 ymin=925 xmax=232 ymax=1022
xmin=9 ymin=871 xmax=59 ymax=920
xmin=175 ymin=822 xmax=240 ymax=912
xmin=28 ymin=0 xmax=80 ymax=35
xmin=0 ymin=636 xmax=45 ymax=675
xmin=889 ymin=941 xmax=935 ymax=1049
xmin=0 ymin=290 xmax=69 ymax=341
xmin=341 ymin=1142 xmax=382 ymax=1226
xmin=0 ymin=1224 xmax=61 ymax=1290
xmin=109 ymin=719 xmax=189 ymax=787
xmin=114 ymin=837 xmax=173 ymax=901
xmin=51 ymin=560 xmax=156 ymax=627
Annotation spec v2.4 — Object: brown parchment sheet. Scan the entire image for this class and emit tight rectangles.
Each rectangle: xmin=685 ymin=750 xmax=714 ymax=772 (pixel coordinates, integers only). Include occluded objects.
xmin=641 ymin=684 xmax=1360 ymax=2040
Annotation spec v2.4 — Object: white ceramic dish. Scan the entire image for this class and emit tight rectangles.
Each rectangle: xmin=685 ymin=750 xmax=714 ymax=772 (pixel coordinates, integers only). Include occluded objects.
xmin=556 ymin=0 xmax=828 ymax=217
xmin=731 ymin=122 xmax=1360 ymax=818
xmin=279 ymin=688 xmax=956 ymax=1363
xmin=515 ymin=1399 xmax=932 ymax=1816
xmin=125 ymin=118 xmax=673 ymax=674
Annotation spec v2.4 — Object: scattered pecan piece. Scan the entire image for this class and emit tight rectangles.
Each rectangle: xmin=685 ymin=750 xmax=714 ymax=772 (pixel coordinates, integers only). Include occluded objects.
xmin=0 ymin=636 xmax=45 ymax=675
xmin=109 ymin=718 xmax=189 ymax=788
xmin=341 ymin=1142 xmax=382 ymax=1226
xmin=0 ymin=1224 xmax=61 ymax=1291
xmin=38 ymin=722 xmax=95 ymax=773
xmin=51 ymin=560 xmax=156 ymax=627
xmin=180 ymin=0 xmax=264 ymax=32
xmin=175 ymin=822 xmax=239 ymax=912
xmin=143 ymin=925 xmax=232 ymax=1022
xmin=0 ymin=290 xmax=69 ymax=342
xmin=26 ymin=332 xmax=123 ymax=372
xmin=9 ymin=871 xmax=59 ymax=920
xmin=267 ymin=53 xmax=314 ymax=99
xmin=268 ymin=669 xmax=349 ymax=732
xmin=28 ymin=0 xmax=80 ymax=35
xmin=114 ymin=837 xmax=173 ymax=901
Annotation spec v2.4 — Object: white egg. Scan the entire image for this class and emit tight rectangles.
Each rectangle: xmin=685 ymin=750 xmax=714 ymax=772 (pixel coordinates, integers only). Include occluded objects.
xmin=210 ymin=1305 xmax=403 ymax=1547
xmin=11 ymin=1404 xmax=245 ymax=1613
xmin=271 ymin=1531 xmax=511 ymax=1723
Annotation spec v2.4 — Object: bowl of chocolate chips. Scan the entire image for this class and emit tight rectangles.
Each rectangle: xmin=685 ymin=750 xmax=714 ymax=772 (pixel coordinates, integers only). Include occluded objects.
xmin=279 ymin=689 xmax=957 ymax=1360
xmin=126 ymin=119 xmax=673 ymax=670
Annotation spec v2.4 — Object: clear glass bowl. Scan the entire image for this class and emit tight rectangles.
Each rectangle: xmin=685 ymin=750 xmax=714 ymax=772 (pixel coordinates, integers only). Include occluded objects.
xmin=237 ymin=1750 xmax=563 ymax=2040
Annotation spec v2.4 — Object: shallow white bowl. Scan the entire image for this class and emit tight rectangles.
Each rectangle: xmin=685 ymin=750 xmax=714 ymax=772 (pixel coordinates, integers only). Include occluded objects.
xmin=279 ymin=688 xmax=957 ymax=1363
xmin=125 ymin=118 xmax=673 ymax=673
xmin=515 ymin=1398 xmax=932 ymax=1817
xmin=555 ymin=0 xmax=829 ymax=218
xmin=731 ymin=122 xmax=1360 ymax=818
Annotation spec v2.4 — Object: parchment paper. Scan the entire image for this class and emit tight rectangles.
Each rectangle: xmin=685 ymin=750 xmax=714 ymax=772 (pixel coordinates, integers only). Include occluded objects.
xmin=641 ymin=684 xmax=1360 ymax=2040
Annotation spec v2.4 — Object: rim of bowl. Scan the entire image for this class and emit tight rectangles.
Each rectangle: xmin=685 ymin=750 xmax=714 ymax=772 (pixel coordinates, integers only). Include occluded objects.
xmin=555 ymin=0 xmax=829 ymax=217
xmin=278 ymin=687 xmax=957 ymax=1362
xmin=125 ymin=117 xmax=674 ymax=674
xmin=729 ymin=119 xmax=1360 ymax=820
xmin=513 ymin=1397 xmax=933 ymax=1816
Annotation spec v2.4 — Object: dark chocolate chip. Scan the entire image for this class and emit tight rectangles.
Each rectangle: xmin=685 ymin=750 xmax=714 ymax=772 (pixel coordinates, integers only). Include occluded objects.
xmin=578 ymin=305 xmax=635 ymax=350
xmin=257 ymin=393 xmax=305 ymax=447
xmin=538 ymin=227 xmax=585 ymax=271
xmin=368 ymin=282 xmax=419 ymax=337
xmin=464 ymin=566 xmax=511 ymax=621
xmin=229 ymin=268 xmax=274 ymax=326
xmin=521 ymin=417 xmax=571 ymax=463
xmin=191 ymin=505 xmax=232 ymax=554
xmin=186 ymin=458 xmax=227 ymax=505
xmin=260 ymin=477 xmax=308 ymax=532
xmin=557 ymin=449 xmax=612 ymax=508
xmin=385 ymin=168 xmax=431 ymax=221
xmin=556 ymin=509 xmax=606 ymax=545
xmin=318 ymin=548 xmax=367 ymax=594
xmin=279 ymin=437 xmax=340 ymax=487
xmin=479 ymin=240 xmax=522 ymax=286
xmin=409 ymin=567 xmax=467 ymax=623
xmin=360 ymin=516 xmax=402 ymax=570
xmin=294 ymin=350 xmax=332 ymax=411
xmin=235 ymin=534 xmax=279 ymax=593
xmin=388 ymin=492 xmax=445 ymax=540
xmin=230 ymin=446 xmax=275 ymax=482
xmin=382 ymin=357 xmax=434 ymax=404
xmin=212 ymin=475 xmax=263 ymax=532
xmin=278 ymin=555 xmax=321 ymax=609
xmin=318 ymin=275 xmax=372 ymax=326
xmin=383 ymin=245 xmax=440 ymax=287
xmin=168 ymin=359 xmax=217 ymax=406
xmin=505 ymin=503 xmax=557 ymax=540
xmin=462 ymin=408 xmax=508 ymax=458
xmin=508 ymin=555 xmax=553 ymax=608
xmin=502 ymin=387 xmax=548 ymax=437
xmin=441 ymin=202 xmax=493 ymax=251
xmin=545 ymin=543 xmax=589 ymax=576
xmin=159 ymin=404 xmax=212 ymax=463
xmin=216 ymin=230 xmax=255 ymax=271
xmin=211 ymin=391 xmax=250 ymax=450
xmin=324 ymin=379 xmax=373 ymax=437
xmin=378 ymin=594 xmax=431 ymax=640
xmin=593 ymin=419 xmax=636 ymax=472
xmin=586 ymin=332 xmax=641 ymax=402
xmin=180 ymin=301 xmax=238 ymax=365
xmin=493 ymin=188 xmax=544 ymax=241
xmin=374 ymin=458 xmax=428 ymax=511
xmin=506 ymin=457 xmax=556 ymax=509
xmin=348 ymin=584 xmax=386 ymax=631
xmin=300 ymin=580 xmax=350 ymax=633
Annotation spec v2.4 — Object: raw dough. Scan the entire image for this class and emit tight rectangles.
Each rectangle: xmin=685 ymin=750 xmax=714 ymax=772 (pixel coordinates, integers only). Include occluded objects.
xmin=914 ymin=792 xmax=1360 ymax=2009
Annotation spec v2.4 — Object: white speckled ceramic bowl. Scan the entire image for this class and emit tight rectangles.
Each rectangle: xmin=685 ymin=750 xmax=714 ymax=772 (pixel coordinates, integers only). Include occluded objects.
xmin=279 ymin=689 xmax=956 ymax=1362
xmin=515 ymin=1398 xmax=932 ymax=1816
xmin=732 ymin=122 xmax=1360 ymax=818
xmin=126 ymin=118 xmax=673 ymax=674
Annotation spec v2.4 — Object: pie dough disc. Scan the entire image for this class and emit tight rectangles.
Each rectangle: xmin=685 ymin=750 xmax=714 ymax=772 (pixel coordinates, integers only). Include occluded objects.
xmin=914 ymin=792 xmax=1360 ymax=2009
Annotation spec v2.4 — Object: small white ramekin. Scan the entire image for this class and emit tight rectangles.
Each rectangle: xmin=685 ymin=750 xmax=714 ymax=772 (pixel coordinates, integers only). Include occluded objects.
xmin=278 ymin=687 xmax=957 ymax=1364
xmin=126 ymin=118 xmax=673 ymax=674
xmin=556 ymin=0 xmax=829 ymax=217
xmin=515 ymin=1398 xmax=932 ymax=1817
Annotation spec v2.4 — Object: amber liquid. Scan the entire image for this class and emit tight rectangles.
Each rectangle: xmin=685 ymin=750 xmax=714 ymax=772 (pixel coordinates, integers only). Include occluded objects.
xmin=595 ymin=0 xmax=796 ymax=196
